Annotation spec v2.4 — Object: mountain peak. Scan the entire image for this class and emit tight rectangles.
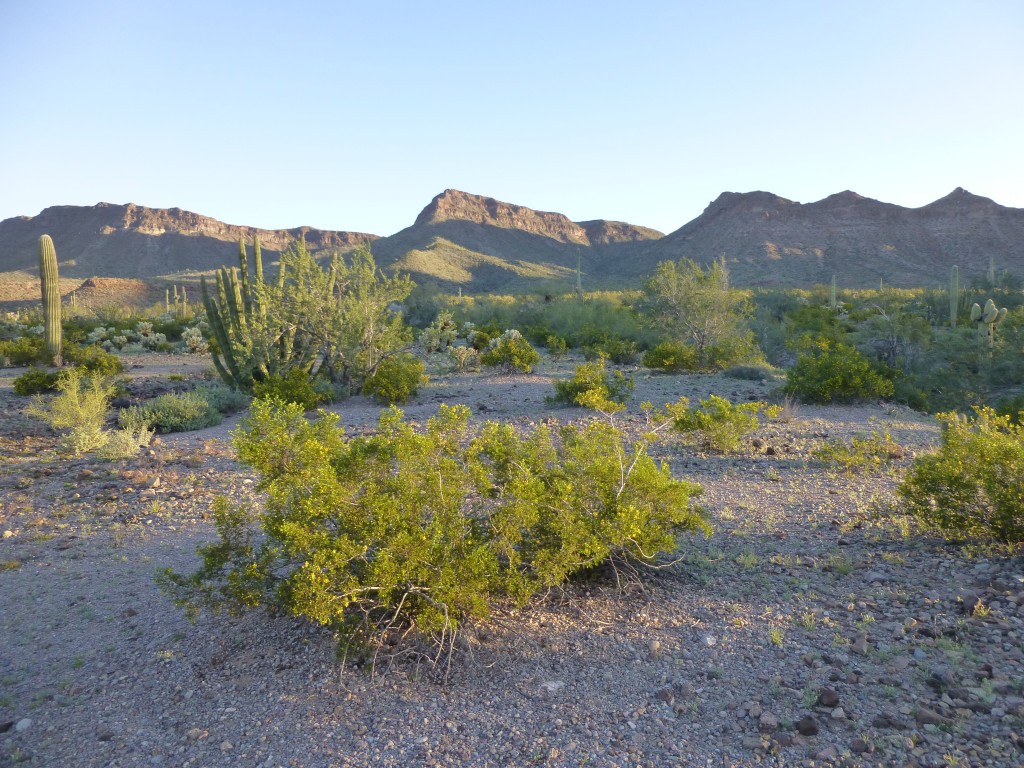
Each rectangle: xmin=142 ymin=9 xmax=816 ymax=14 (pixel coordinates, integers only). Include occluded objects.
xmin=413 ymin=189 xmax=589 ymax=244
xmin=919 ymin=187 xmax=1000 ymax=211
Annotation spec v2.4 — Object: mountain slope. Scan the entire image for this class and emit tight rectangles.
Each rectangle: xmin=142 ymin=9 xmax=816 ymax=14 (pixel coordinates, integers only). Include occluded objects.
xmin=370 ymin=189 xmax=664 ymax=291
xmin=648 ymin=188 xmax=1024 ymax=287
xmin=0 ymin=202 xmax=377 ymax=282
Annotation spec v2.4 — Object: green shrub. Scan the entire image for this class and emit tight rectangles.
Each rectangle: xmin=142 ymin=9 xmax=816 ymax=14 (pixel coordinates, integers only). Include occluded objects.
xmin=13 ymin=367 xmax=64 ymax=396
xmin=813 ymin=432 xmax=905 ymax=474
xmin=723 ymin=364 xmax=779 ymax=382
xmin=480 ymin=330 xmax=540 ymax=374
xmin=786 ymin=338 xmax=894 ymax=403
xmin=128 ymin=391 xmax=222 ymax=433
xmin=545 ymin=334 xmax=568 ymax=358
xmin=670 ymin=395 xmax=778 ymax=453
xmin=643 ymin=341 xmax=698 ymax=373
xmin=582 ymin=336 xmax=640 ymax=365
xmin=253 ymin=369 xmax=329 ymax=411
xmin=194 ymin=382 xmax=251 ymax=414
xmin=995 ymin=394 xmax=1024 ymax=425
xmin=362 ymin=353 xmax=428 ymax=405
xmin=899 ymin=408 xmax=1024 ymax=543
xmin=549 ymin=357 xmax=634 ymax=410
xmin=0 ymin=336 xmax=45 ymax=366
xmin=25 ymin=369 xmax=114 ymax=455
xmin=159 ymin=400 xmax=708 ymax=664
xmin=63 ymin=343 xmax=125 ymax=375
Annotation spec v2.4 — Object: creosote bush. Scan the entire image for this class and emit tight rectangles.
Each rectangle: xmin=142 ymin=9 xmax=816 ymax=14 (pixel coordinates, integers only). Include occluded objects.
xmin=361 ymin=353 xmax=428 ymax=405
xmin=643 ymin=341 xmax=697 ymax=373
xmin=160 ymin=399 xmax=708 ymax=666
xmin=670 ymin=395 xmax=779 ymax=453
xmin=253 ymin=368 xmax=329 ymax=411
xmin=813 ymin=432 xmax=905 ymax=474
xmin=899 ymin=408 xmax=1024 ymax=543
xmin=786 ymin=337 xmax=894 ymax=404
xmin=549 ymin=356 xmax=634 ymax=410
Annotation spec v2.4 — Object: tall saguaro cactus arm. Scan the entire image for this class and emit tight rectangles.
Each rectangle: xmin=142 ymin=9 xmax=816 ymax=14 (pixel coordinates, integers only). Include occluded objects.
xmin=38 ymin=234 xmax=62 ymax=366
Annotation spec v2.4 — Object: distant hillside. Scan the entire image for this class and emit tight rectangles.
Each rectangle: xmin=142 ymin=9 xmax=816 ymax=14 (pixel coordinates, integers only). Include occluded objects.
xmin=2 ymin=187 xmax=1022 ymax=302
xmin=370 ymin=189 xmax=664 ymax=292
xmin=0 ymin=202 xmax=377 ymax=284
xmin=648 ymin=188 xmax=1024 ymax=288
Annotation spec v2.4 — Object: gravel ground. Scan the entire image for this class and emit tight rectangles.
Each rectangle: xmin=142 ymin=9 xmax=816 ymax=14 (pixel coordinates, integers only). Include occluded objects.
xmin=1 ymin=354 xmax=1022 ymax=767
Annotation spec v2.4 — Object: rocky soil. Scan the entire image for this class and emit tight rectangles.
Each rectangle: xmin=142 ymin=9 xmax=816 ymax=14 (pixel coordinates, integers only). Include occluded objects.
xmin=1 ymin=354 xmax=1022 ymax=767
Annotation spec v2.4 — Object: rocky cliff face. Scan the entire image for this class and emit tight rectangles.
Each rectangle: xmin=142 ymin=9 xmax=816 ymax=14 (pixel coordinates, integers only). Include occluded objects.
xmin=414 ymin=189 xmax=591 ymax=244
xmin=0 ymin=203 xmax=377 ymax=280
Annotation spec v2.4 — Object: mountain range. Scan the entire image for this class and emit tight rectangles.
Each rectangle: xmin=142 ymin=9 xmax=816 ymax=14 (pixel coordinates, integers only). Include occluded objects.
xmin=1 ymin=187 xmax=1022 ymax=303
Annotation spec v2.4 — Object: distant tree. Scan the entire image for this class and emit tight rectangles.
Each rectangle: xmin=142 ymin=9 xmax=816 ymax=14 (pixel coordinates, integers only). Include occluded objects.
xmin=637 ymin=257 xmax=757 ymax=370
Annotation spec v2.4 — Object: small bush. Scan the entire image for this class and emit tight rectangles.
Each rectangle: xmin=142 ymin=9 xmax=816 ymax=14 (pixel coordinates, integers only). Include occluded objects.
xmin=13 ymin=367 xmax=64 ymax=396
xmin=253 ymin=369 xmax=328 ymax=411
xmin=671 ymin=395 xmax=778 ymax=453
xmin=549 ymin=357 xmax=634 ymax=410
xmin=0 ymin=336 xmax=45 ymax=366
xmin=480 ymin=330 xmax=540 ymax=374
xmin=583 ymin=336 xmax=640 ymax=365
xmin=129 ymin=391 xmax=222 ymax=433
xmin=643 ymin=341 xmax=697 ymax=373
xmin=159 ymin=400 xmax=708 ymax=665
xmin=362 ymin=353 xmax=428 ymax=405
xmin=194 ymin=382 xmax=250 ymax=414
xmin=723 ymin=364 xmax=779 ymax=382
xmin=995 ymin=394 xmax=1024 ymax=425
xmin=813 ymin=432 xmax=905 ymax=474
xmin=899 ymin=408 xmax=1024 ymax=543
xmin=786 ymin=338 xmax=894 ymax=404
xmin=25 ymin=369 xmax=114 ymax=455
xmin=98 ymin=424 xmax=155 ymax=460
xmin=63 ymin=343 xmax=125 ymax=375
xmin=545 ymin=334 xmax=568 ymax=358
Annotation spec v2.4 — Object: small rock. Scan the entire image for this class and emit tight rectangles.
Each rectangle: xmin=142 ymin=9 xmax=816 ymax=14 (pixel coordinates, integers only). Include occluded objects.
xmin=851 ymin=634 xmax=869 ymax=655
xmin=796 ymin=716 xmax=819 ymax=736
xmin=847 ymin=741 xmax=872 ymax=757
xmin=96 ymin=725 xmax=114 ymax=742
xmin=915 ymin=707 xmax=948 ymax=726
xmin=741 ymin=735 xmax=764 ymax=750
xmin=758 ymin=712 xmax=779 ymax=732
xmin=186 ymin=728 xmax=207 ymax=741
xmin=539 ymin=680 xmax=564 ymax=694
xmin=830 ymin=707 xmax=846 ymax=720
xmin=15 ymin=718 xmax=32 ymax=732
xmin=220 ymin=740 xmax=233 ymax=751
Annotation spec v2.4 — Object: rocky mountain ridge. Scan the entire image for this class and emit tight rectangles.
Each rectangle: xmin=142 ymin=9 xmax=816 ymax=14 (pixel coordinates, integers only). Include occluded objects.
xmin=1 ymin=188 xmax=1022 ymax=295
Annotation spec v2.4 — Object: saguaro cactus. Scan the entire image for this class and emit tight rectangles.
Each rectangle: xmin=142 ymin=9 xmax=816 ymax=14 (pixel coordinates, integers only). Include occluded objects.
xmin=38 ymin=234 xmax=62 ymax=366
xmin=970 ymin=298 xmax=1008 ymax=348
xmin=949 ymin=266 xmax=959 ymax=327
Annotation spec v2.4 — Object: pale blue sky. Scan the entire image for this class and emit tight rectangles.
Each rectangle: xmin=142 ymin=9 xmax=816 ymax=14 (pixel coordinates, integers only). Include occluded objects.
xmin=2 ymin=1 xmax=1021 ymax=236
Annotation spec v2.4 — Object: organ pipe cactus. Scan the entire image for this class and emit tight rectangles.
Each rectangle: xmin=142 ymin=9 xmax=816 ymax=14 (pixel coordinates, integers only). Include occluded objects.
xmin=949 ymin=266 xmax=958 ymax=328
xmin=38 ymin=234 xmax=62 ymax=366
xmin=970 ymin=298 xmax=1008 ymax=348
xmin=201 ymin=237 xmax=315 ymax=392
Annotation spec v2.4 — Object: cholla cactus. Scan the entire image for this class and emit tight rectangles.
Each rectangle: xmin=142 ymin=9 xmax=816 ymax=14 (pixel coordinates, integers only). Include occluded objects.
xmin=182 ymin=326 xmax=208 ymax=354
xmin=970 ymin=298 xmax=1008 ymax=348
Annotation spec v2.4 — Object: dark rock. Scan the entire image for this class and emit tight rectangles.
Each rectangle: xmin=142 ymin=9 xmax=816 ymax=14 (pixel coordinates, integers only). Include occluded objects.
xmin=818 ymin=687 xmax=840 ymax=708
xmin=796 ymin=716 xmax=819 ymax=736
